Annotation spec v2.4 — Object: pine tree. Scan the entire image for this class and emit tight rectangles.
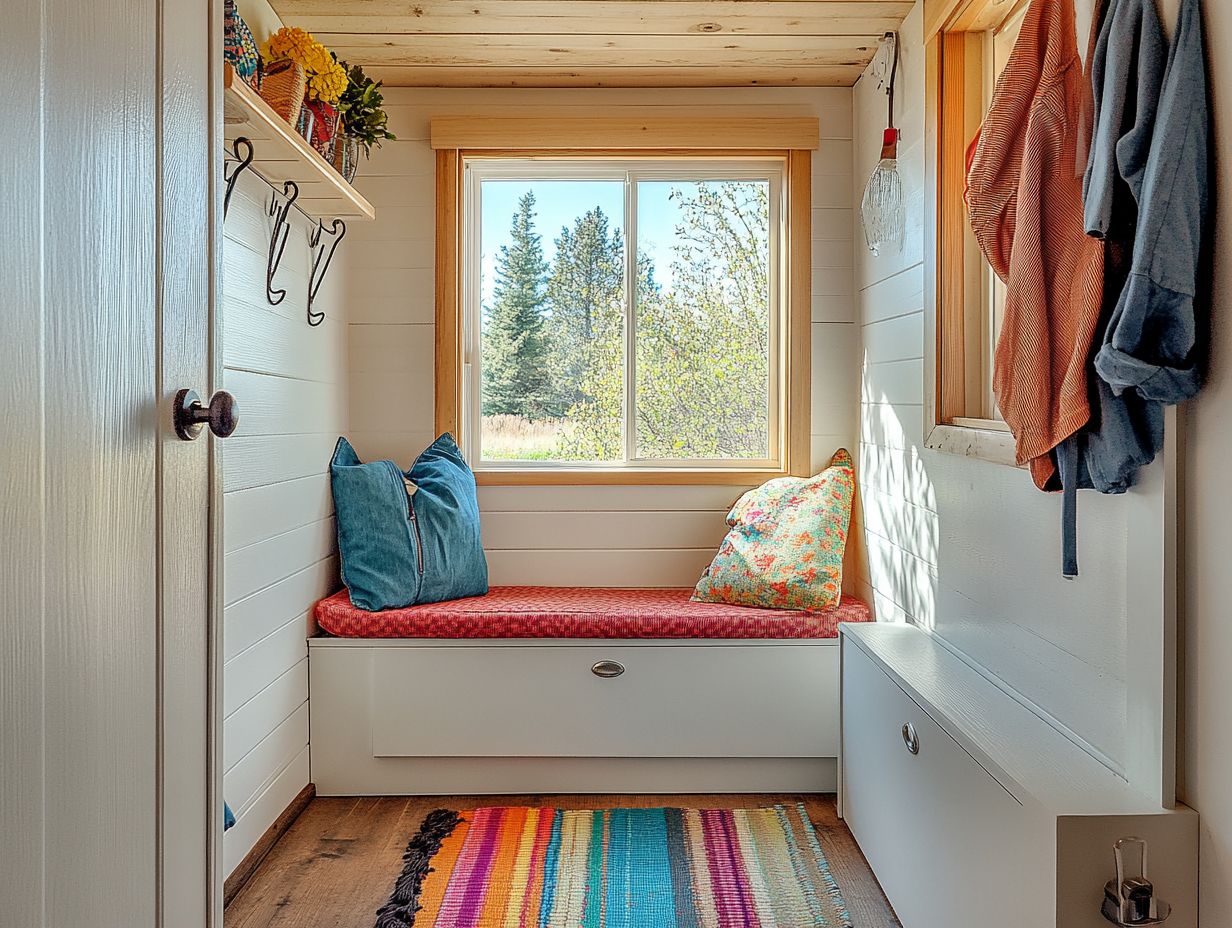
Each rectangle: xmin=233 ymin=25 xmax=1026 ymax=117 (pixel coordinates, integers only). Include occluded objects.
xmin=482 ymin=191 xmax=553 ymax=418
xmin=546 ymin=208 xmax=624 ymax=413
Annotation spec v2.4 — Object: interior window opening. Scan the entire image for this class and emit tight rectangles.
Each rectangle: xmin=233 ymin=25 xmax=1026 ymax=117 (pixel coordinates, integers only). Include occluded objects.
xmin=464 ymin=158 xmax=785 ymax=472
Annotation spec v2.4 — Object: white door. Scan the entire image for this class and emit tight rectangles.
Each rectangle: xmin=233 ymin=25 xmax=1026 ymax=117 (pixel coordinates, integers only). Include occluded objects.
xmin=1 ymin=0 xmax=220 ymax=925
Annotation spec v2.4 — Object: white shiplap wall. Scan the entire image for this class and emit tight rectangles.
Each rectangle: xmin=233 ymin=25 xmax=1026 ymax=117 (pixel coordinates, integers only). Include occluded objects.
xmin=220 ymin=173 xmax=348 ymax=875
xmin=852 ymin=2 xmax=1135 ymax=768
xmin=345 ymin=86 xmax=861 ymax=588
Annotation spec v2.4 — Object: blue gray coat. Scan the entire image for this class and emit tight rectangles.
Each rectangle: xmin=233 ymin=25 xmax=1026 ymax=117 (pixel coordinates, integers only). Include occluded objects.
xmin=1061 ymin=0 xmax=1168 ymax=505
xmin=1056 ymin=0 xmax=1208 ymax=575
xmin=1094 ymin=0 xmax=1209 ymax=404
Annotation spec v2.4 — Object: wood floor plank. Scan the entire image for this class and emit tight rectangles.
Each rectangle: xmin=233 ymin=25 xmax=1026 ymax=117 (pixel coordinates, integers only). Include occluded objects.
xmin=225 ymin=793 xmax=901 ymax=927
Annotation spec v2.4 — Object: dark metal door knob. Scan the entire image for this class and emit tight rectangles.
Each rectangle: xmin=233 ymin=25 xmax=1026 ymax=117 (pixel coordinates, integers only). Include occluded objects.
xmin=174 ymin=388 xmax=240 ymax=441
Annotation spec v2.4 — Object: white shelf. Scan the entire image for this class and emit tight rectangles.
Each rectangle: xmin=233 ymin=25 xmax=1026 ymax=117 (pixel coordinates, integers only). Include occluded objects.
xmin=223 ymin=64 xmax=375 ymax=222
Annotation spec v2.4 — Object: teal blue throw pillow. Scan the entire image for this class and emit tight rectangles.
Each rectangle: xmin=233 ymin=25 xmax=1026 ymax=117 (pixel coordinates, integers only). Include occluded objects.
xmin=330 ymin=434 xmax=488 ymax=611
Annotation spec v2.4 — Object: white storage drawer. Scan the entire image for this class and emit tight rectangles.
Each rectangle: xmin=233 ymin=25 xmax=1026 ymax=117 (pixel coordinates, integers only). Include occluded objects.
xmin=371 ymin=643 xmax=839 ymax=758
xmin=842 ymin=639 xmax=1043 ymax=928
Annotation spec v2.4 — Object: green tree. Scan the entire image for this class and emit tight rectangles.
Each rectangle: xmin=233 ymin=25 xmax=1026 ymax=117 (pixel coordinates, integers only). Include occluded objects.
xmin=557 ymin=252 xmax=661 ymax=461
xmin=634 ymin=181 xmax=771 ymax=459
xmin=482 ymin=191 xmax=553 ymax=418
xmin=546 ymin=208 xmax=624 ymax=413
xmin=562 ymin=181 xmax=771 ymax=460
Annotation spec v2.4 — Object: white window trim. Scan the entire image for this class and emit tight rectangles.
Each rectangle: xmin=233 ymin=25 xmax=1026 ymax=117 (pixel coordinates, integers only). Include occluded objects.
xmin=461 ymin=155 xmax=788 ymax=474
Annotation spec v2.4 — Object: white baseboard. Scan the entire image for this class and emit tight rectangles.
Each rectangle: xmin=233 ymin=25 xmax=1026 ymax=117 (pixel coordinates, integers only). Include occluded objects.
xmin=311 ymin=755 xmax=837 ymax=796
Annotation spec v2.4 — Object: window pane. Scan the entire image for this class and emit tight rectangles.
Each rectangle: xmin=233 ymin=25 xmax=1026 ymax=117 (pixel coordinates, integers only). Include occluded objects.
xmin=635 ymin=179 xmax=772 ymax=460
xmin=478 ymin=179 xmax=625 ymax=462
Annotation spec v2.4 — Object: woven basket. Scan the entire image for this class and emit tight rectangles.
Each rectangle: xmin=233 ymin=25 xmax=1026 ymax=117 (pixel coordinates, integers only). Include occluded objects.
xmin=260 ymin=60 xmax=306 ymax=125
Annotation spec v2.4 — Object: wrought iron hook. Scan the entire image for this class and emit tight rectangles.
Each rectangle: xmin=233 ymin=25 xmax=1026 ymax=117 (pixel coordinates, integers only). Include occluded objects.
xmin=266 ymin=180 xmax=299 ymax=305
xmin=308 ymin=218 xmax=347 ymax=327
xmin=222 ymin=137 xmax=254 ymax=220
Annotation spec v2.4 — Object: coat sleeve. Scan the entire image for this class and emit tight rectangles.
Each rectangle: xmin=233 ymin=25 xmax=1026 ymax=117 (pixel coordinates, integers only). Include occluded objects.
xmin=965 ymin=2 xmax=1047 ymax=282
xmin=1082 ymin=0 xmax=1167 ymax=237
xmin=1094 ymin=0 xmax=1208 ymax=404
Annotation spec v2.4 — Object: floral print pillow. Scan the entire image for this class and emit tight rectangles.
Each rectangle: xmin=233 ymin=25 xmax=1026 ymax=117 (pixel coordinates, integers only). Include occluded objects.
xmin=692 ymin=449 xmax=856 ymax=612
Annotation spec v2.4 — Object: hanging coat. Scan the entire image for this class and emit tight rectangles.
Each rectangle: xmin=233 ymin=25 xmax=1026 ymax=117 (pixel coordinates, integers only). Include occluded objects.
xmin=1083 ymin=0 xmax=1168 ymax=240
xmin=1042 ymin=0 xmax=1167 ymax=577
xmin=966 ymin=0 xmax=1105 ymax=491
xmin=1094 ymin=0 xmax=1209 ymax=405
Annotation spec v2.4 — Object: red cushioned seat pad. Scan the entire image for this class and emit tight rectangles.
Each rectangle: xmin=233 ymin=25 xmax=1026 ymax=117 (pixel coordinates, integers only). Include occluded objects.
xmin=313 ymin=586 xmax=872 ymax=639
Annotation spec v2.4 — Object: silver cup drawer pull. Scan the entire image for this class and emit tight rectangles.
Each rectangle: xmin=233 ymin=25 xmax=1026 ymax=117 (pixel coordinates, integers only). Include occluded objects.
xmin=591 ymin=660 xmax=625 ymax=678
xmin=902 ymin=722 xmax=920 ymax=755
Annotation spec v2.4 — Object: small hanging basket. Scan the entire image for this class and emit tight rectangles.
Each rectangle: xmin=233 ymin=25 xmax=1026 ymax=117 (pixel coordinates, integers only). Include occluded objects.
xmin=260 ymin=60 xmax=306 ymax=126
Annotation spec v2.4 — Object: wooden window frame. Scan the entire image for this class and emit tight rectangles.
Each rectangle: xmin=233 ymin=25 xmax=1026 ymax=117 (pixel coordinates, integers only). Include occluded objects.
xmin=433 ymin=117 xmax=816 ymax=486
xmin=923 ymin=0 xmax=1023 ymax=466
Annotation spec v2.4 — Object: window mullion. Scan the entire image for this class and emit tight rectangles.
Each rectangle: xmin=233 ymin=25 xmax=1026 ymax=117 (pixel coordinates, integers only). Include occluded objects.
xmin=623 ymin=170 xmax=638 ymax=466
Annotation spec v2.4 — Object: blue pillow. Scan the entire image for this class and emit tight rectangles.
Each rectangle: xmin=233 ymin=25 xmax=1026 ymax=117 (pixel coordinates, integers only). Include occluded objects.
xmin=330 ymin=434 xmax=488 ymax=611
xmin=405 ymin=434 xmax=489 ymax=605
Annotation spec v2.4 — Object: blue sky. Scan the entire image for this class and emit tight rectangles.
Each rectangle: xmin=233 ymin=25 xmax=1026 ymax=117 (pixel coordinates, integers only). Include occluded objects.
xmin=479 ymin=180 xmax=690 ymax=307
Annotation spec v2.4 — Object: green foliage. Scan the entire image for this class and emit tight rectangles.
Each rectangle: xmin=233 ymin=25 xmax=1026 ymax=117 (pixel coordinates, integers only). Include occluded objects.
xmin=546 ymin=208 xmax=624 ymax=410
xmin=481 ymin=181 xmax=771 ymax=463
xmin=546 ymin=210 xmax=626 ymax=459
xmin=482 ymin=191 xmax=555 ymax=420
xmin=337 ymin=61 xmax=396 ymax=156
xmin=635 ymin=182 xmax=771 ymax=459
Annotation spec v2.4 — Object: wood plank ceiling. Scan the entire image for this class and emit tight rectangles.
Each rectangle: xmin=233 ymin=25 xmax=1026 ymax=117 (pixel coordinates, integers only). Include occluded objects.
xmin=270 ymin=0 xmax=914 ymax=87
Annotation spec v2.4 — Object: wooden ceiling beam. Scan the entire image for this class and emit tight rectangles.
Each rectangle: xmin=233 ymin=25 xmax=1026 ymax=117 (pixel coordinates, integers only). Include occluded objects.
xmin=363 ymin=65 xmax=866 ymax=88
xmin=319 ymin=33 xmax=878 ymax=68
xmin=274 ymin=0 xmax=913 ymax=37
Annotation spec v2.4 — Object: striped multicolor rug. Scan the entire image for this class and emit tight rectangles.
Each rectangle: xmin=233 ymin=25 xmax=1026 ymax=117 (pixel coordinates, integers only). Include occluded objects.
xmin=374 ymin=804 xmax=853 ymax=928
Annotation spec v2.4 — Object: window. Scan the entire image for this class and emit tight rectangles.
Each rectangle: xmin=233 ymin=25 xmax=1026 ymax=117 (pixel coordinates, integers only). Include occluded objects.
xmin=432 ymin=117 xmax=815 ymax=484
xmin=924 ymin=0 xmax=1028 ymax=462
xmin=467 ymin=158 xmax=781 ymax=470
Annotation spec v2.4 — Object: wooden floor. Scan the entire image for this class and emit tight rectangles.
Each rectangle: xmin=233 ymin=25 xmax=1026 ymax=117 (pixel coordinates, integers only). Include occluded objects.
xmin=225 ymin=793 xmax=900 ymax=928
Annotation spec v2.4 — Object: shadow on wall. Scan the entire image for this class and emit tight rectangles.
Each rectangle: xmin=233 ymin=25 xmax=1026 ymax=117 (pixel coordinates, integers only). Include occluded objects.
xmin=857 ymin=346 xmax=940 ymax=630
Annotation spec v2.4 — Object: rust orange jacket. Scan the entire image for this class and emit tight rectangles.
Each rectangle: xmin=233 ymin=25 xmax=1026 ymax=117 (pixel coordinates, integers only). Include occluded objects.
xmin=966 ymin=0 xmax=1104 ymax=489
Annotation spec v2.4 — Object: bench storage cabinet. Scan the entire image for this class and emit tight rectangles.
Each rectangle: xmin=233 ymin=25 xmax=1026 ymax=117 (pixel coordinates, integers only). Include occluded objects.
xmin=308 ymin=586 xmax=873 ymax=795
xmin=310 ymin=638 xmax=842 ymax=794
xmin=840 ymin=623 xmax=1198 ymax=928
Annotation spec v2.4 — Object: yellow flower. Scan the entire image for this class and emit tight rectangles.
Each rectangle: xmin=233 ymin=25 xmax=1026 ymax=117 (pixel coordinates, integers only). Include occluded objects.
xmin=306 ymin=59 xmax=348 ymax=104
xmin=261 ymin=26 xmax=315 ymax=67
xmin=301 ymin=42 xmax=334 ymax=76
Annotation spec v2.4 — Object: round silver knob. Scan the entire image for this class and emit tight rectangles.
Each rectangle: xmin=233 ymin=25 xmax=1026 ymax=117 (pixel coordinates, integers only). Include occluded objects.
xmin=591 ymin=660 xmax=625 ymax=678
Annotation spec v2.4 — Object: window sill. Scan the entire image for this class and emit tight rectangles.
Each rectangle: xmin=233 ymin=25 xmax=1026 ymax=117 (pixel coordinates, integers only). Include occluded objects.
xmin=924 ymin=422 xmax=1020 ymax=468
xmin=473 ymin=467 xmax=792 ymax=486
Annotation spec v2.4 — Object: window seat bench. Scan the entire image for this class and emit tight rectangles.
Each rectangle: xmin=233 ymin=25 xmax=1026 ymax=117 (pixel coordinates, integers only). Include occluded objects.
xmin=307 ymin=587 xmax=872 ymax=796
xmin=312 ymin=586 xmax=872 ymax=640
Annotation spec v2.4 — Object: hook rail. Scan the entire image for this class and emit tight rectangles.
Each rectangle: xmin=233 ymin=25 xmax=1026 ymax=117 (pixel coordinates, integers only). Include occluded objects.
xmin=224 ymin=137 xmax=349 ymax=325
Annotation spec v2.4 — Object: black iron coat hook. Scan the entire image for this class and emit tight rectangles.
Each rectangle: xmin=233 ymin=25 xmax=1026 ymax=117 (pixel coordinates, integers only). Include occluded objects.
xmin=308 ymin=218 xmax=347 ymax=327
xmin=222 ymin=137 xmax=254 ymax=219
xmin=266 ymin=180 xmax=300 ymax=305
